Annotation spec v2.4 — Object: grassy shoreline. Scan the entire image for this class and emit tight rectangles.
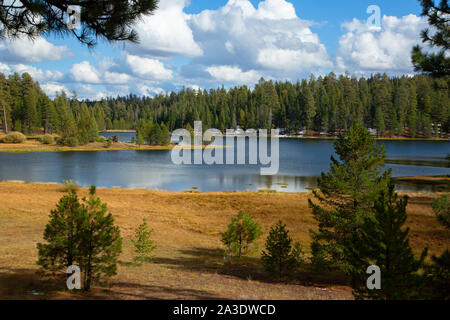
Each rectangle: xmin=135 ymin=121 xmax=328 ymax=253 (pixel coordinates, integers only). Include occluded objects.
xmin=0 ymin=140 xmax=223 ymax=153
xmin=0 ymin=181 xmax=448 ymax=299
xmin=1 ymin=132 xmax=449 ymax=154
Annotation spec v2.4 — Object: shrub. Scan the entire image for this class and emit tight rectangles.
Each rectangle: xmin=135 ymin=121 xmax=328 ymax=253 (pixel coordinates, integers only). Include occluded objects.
xmin=432 ymin=195 xmax=450 ymax=228
xmin=104 ymin=140 xmax=112 ymax=148
xmin=2 ymin=132 xmax=26 ymax=144
xmin=64 ymin=136 xmax=79 ymax=147
xmin=96 ymin=136 xmax=107 ymax=143
xmin=132 ymin=218 xmax=157 ymax=263
xmin=221 ymin=211 xmax=262 ymax=258
xmin=262 ymin=220 xmax=304 ymax=278
xmin=62 ymin=179 xmax=79 ymax=192
xmin=40 ymin=134 xmax=54 ymax=145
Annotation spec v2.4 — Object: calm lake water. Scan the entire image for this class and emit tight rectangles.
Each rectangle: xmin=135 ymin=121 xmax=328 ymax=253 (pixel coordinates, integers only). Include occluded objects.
xmin=0 ymin=133 xmax=449 ymax=192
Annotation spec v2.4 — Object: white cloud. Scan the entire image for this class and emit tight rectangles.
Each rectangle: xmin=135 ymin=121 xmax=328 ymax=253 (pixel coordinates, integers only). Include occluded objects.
xmin=12 ymin=64 xmax=63 ymax=82
xmin=254 ymin=0 xmax=296 ymax=20
xmin=206 ymin=65 xmax=260 ymax=84
xmin=257 ymin=47 xmax=332 ymax=71
xmin=187 ymin=0 xmax=332 ymax=80
xmin=40 ymin=83 xmax=68 ymax=97
xmin=70 ymin=61 xmax=101 ymax=84
xmin=126 ymin=54 xmax=173 ymax=81
xmin=126 ymin=0 xmax=203 ymax=57
xmin=336 ymin=14 xmax=428 ymax=74
xmin=103 ymin=71 xmax=132 ymax=84
xmin=137 ymin=85 xmax=165 ymax=97
xmin=0 ymin=37 xmax=72 ymax=63
xmin=0 ymin=62 xmax=10 ymax=74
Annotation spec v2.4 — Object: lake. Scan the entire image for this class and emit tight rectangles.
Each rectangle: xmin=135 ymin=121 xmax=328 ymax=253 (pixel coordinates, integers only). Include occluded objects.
xmin=0 ymin=134 xmax=449 ymax=192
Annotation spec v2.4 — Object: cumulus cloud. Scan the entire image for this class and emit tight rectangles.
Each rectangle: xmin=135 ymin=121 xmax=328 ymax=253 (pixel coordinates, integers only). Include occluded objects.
xmin=12 ymin=64 xmax=63 ymax=82
xmin=187 ymin=0 xmax=332 ymax=79
xmin=103 ymin=71 xmax=132 ymax=84
xmin=70 ymin=61 xmax=101 ymax=84
xmin=336 ymin=14 xmax=428 ymax=74
xmin=40 ymin=83 xmax=69 ymax=97
xmin=126 ymin=0 xmax=203 ymax=57
xmin=0 ymin=62 xmax=10 ymax=74
xmin=137 ymin=84 xmax=165 ymax=97
xmin=69 ymin=61 xmax=134 ymax=84
xmin=125 ymin=54 xmax=173 ymax=81
xmin=206 ymin=65 xmax=261 ymax=84
xmin=0 ymin=37 xmax=72 ymax=63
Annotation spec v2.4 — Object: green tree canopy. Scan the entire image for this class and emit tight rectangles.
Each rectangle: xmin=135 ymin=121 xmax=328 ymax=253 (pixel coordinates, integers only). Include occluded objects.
xmin=346 ymin=185 xmax=427 ymax=300
xmin=261 ymin=221 xmax=303 ymax=278
xmin=412 ymin=0 xmax=450 ymax=77
xmin=221 ymin=211 xmax=262 ymax=258
xmin=309 ymin=124 xmax=391 ymax=267
xmin=0 ymin=0 xmax=159 ymax=47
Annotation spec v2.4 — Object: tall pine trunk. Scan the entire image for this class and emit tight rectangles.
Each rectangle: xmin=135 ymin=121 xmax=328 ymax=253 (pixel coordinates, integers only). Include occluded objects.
xmin=2 ymin=106 xmax=8 ymax=134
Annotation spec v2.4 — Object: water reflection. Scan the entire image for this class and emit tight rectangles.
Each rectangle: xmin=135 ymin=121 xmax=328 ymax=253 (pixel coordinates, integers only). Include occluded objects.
xmin=0 ymin=137 xmax=449 ymax=193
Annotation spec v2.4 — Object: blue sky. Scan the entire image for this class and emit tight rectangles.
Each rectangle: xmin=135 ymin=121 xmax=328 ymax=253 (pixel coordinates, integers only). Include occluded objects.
xmin=0 ymin=0 xmax=427 ymax=99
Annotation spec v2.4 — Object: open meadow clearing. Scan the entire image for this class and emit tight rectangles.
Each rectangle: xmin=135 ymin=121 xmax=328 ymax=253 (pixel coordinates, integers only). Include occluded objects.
xmin=0 ymin=182 xmax=448 ymax=300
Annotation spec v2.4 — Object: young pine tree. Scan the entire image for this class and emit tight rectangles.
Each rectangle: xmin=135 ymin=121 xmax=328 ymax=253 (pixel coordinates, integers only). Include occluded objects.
xmin=261 ymin=221 xmax=304 ymax=278
xmin=37 ymin=190 xmax=83 ymax=273
xmin=136 ymin=132 xmax=144 ymax=146
xmin=132 ymin=218 xmax=157 ymax=263
xmin=432 ymin=194 xmax=450 ymax=228
xmin=346 ymin=185 xmax=427 ymax=300
xmin=160 ymin=122 xmax=171 ymax=146
xmin=37 ymin=186 xmax=122 ymax=291
xmin=78 ymin=186 xmax=122 ymax=290
xmin=221 ymin=211 xmax=262 ymax=258
xmin=423 ymin=194 xmax=450 ymax=299
xmin=309 ymin=124 xmax=391 ymax=268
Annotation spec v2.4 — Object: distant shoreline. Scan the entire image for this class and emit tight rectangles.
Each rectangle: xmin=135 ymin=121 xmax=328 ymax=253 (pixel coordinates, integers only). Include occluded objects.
xmin=0 ymin=131 xmax=449 ymax=153
xmin=100 ymin=130 xmax=450 ymax=141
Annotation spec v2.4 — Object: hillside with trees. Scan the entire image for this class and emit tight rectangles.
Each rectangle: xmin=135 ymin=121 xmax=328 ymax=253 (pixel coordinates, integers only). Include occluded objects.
xmin=0 ymin=72 xmax=449 ymax=140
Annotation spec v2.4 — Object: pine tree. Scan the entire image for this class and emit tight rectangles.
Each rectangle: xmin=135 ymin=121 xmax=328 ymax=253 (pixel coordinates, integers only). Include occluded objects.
xmin=374 ymin=106 xmax=385 ymax=137
xmin=346 ymin=185 xmax=427 ymax=300
xmin=432 ymin=194 xmax=450 ymax=228
xmin=261 ymin=221 xmax=303 ymax=278
xmin=0 ymin=73 xmax=11 ymax=133
xmin=309 ymin=124 xmax=391 ymax=267
xmin=88 ymin=116 xmax=99 ymax=142
xmin=132 ymin=218 xmax=157 ymax=263
xmin=221 ymin=211 xmax=262 ymax=258
xmin=407 ymin=84 xmax=418 ymax=137
xmin=21 ymin=73 xmax=38 ymax=133
xmin=37 ymin=187 xmax=122 ymax=291
xmin=412 ymin=0 xmax=449 ymax=77
xmin=160 ymin=122 xmax=171 ymax=146
xmin=41 ymin=95 xmax=58 ymax=134
xmin=422 ymin=193 xmax=450 ymax=299
xmin=136 ymin=132 xmax=144 ymax=146
xmin=77 ymin=186 xmax=122 ymax=290
xmin=37 ymin=190 xmax=83 ymax=273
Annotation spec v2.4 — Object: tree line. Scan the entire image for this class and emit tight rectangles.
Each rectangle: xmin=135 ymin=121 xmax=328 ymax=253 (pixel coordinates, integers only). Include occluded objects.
xmin=1 ymin=72 xmax=449 ymax=141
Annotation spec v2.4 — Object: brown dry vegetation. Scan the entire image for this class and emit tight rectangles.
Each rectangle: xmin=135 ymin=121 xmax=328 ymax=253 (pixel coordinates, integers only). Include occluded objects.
xmin=0 ymin=182 xmax=448 ymax=300
xmin=0 ymin=136 xmax=174 ymax=153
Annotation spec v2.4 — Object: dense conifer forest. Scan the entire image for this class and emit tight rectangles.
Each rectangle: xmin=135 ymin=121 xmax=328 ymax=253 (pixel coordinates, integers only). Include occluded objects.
xmin=1 ymin=72 xmax=449 ymax=139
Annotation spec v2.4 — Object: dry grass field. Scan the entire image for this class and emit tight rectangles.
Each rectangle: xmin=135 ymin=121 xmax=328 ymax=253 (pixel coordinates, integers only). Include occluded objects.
xmin=0 ymin=182 xmax=448 ymax=300
xmin=0 ymin=137 xmax=173 ymax=153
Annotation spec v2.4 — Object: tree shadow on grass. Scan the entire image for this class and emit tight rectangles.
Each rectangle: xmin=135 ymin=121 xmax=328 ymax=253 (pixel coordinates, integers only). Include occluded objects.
xmin=151 ymin=247 xmax=350 ymax=287
xmin=0 ymin=267 xmax=63 ymax=299
xmin=110 ymin=281 xmax=226 ymax=300
xmin=0 ymin=266 xmax=224 ymax=300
